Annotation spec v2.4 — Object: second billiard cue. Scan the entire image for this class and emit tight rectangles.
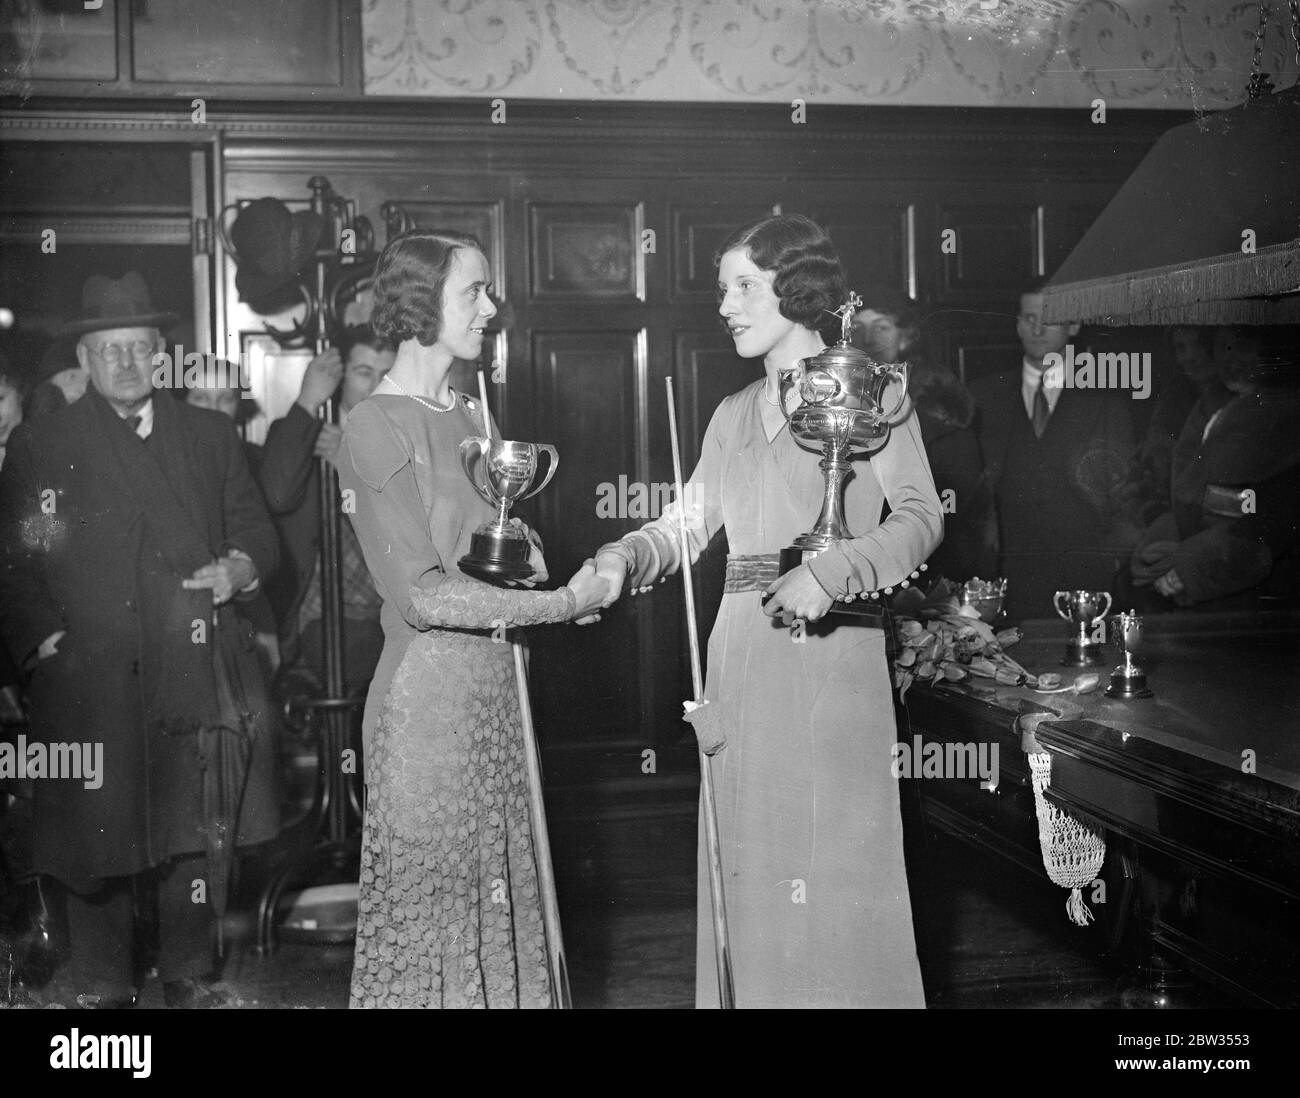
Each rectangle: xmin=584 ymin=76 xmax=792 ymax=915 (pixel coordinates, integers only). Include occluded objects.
xmin=665 ymin=375 xmax=736 ymax=1009
xmin=512 ymin=640 xmax=572 ymax=1009
xmin=478 ymin=370 xmax=572 ymax=1009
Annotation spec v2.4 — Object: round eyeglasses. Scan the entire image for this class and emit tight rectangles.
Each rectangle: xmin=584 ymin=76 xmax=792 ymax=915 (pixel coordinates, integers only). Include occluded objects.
xmin=87 ymin=341 xmax=156 ymax=368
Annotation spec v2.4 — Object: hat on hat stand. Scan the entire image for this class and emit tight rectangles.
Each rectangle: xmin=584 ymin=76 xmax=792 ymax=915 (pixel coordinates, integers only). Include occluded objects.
xmin=227 ymin=197 xmax=327 ymax=308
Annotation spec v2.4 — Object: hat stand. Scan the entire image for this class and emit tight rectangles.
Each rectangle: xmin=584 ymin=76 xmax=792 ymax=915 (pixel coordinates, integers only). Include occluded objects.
xmin=247 ymin=175 xmax=379 ymax=954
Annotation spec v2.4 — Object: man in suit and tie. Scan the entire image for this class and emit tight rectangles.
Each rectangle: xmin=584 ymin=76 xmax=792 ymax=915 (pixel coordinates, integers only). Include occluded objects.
xmin=0 ymin=272 xmax=280 ymax=1008
xmin=969 ymin=285 xmax=1138 ymax=620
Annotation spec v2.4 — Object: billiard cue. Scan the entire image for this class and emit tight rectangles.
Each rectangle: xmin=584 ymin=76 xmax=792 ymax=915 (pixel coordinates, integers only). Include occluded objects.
xmin=665 ymin=376 xmax=736 ymax=1009
xmin=477 ymin=369 xmax=571 ymax=1008
xmin=512 ymin=640 xmax=572 ymax=1009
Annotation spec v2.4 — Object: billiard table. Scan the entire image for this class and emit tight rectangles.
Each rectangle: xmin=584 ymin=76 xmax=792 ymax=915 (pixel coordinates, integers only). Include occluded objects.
xmin=896 ymin=610 xmax=1300 ymax=1007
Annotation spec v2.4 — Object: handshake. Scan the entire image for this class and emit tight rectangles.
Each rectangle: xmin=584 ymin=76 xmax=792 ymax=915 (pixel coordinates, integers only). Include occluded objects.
xmin=562 ymin=552 xmax=630 ymax=625
xmin=505 ymin=522 xmax=627 ymax=624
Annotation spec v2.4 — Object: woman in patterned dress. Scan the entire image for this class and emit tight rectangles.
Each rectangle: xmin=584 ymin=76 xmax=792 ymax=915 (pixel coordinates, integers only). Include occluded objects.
xmin=587 ymin=215 xmax=943 ymax=1007
xmin=337 ymin=230 xmax=608 ymax=1007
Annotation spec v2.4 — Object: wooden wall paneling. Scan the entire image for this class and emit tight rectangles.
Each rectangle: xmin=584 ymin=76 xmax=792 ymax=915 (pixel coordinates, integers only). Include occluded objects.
xmin=189 ymin=145 xmax=214 ymax=353
xmin=0 ymin=0 xmax=119 ymax=83
xmin=0 ymin=0 xmax=362 ymax=98
xmin=954 ymin=335 xmax=1025 ymax=386
xmin=525 ymin=328 xmax=648 ymax=748
xmin=937 ymin=201 xmax=1041 ymax=300
xmin=528 ymin=201 xmax=645 ymax=302
xmin=1042 ymin=202 xmax=1108 ymax=279
xmin=807 ymin=202 xmax=913 ymax=296
xmin=0 ymin=136 xmax=208 ymax=343
xmin=670 ymin=202 xmax=777 ymax=301
xmin=670 ymin=330 xmax=753 ymax=467
xmin=132 ymin=1 xmax=345 ymax=87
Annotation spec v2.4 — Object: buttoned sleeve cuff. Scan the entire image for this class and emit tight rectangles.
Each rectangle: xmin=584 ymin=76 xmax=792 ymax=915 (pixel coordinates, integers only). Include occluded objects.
xmin=599 ymin=527 xmax=677 ymax=590
xmin=805 ymin=543 xmax=870 ymax=600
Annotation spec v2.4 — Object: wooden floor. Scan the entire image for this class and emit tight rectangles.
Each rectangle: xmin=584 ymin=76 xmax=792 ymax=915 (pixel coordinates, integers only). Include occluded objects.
xmin=149 ymin=759 xmax=1234 ymax=1009
xmin=5 ymin=741 xmax=1239 ymax=1009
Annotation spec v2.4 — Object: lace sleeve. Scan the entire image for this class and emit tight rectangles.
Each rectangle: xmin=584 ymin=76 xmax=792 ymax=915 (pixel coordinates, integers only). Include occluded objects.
xmin=409 ymin=574 xmax=576 ymax=630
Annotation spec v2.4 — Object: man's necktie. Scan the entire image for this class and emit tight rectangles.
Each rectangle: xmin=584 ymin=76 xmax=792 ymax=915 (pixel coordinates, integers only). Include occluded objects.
xmin=126 ymin=415 xmax=143 ymax=437
xmin=1031 ymin=376 xmax=1050 ymax=439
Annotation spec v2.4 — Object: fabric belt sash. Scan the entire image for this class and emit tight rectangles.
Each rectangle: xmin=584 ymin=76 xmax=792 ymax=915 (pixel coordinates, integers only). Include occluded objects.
xmin=723 ymin=551 xmax=890 ymax=629
xmin=723 ymin=553 xmax=781 ymax=593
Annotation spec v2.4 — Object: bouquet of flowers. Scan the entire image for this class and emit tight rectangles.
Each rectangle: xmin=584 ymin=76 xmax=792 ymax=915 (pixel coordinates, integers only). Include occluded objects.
xmin=891 ymin=577 xmax=1040 ymax=700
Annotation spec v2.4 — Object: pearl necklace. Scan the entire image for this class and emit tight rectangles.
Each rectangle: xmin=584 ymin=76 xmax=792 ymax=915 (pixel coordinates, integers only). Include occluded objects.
xmin=763 ymin=384 xmax=782 ymax=407
xmin=386 ymin=376 xmax=456 ymax=413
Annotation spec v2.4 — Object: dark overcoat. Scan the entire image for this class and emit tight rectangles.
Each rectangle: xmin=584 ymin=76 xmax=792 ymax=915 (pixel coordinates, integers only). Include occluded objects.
xmin=970 ymin=367 xmax=1137 ymax=619
xmin=0 ymin=386 xmax=280 ymax=888
xmin=257 ymin=401 xmax=323 ymax=645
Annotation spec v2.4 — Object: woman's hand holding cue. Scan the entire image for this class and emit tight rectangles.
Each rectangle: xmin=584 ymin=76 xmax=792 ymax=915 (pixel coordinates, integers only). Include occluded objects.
xmin=762 ymin=563 xmax=834 ymax=626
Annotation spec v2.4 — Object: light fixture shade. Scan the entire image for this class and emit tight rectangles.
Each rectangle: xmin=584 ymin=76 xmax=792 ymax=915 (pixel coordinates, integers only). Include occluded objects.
xmin=1042 ymin=85 xmax=1300 ymax=327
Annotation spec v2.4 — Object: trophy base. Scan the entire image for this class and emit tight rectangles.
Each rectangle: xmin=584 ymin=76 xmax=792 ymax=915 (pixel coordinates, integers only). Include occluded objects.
xmin=1105 ymin=670 xmax=1153 ymax=699
xmin=776 ymin=544 xmax=886 ymax=620
xmin=1061 ymin=643 xmax=1107 ymax=667
xmin=780 ymin=544 xmax=822 ymax=576
xmin=458 ymin=528 xmax=534 ymax=586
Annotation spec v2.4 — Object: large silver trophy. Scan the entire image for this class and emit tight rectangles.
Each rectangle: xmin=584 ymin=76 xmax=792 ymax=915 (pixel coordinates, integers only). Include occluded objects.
xmin=775 ymin=292 xmax=910 ymax=607
xmin=458 ymin=437 xmax=559 ymax=584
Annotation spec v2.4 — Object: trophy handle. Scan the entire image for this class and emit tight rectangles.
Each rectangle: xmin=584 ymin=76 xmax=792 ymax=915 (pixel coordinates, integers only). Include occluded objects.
xmin=517 ymin=444 xmax=559 ymax=502
xmin=1053 ymin=590 xmax=1072 ymax=621
xmin=458 ymin=437 xmax=498 ymax=507
xmin=879 ymin=361 xmax=910 ymax=421
xmin=1094 ymin=591 xmax=1113 ymax=623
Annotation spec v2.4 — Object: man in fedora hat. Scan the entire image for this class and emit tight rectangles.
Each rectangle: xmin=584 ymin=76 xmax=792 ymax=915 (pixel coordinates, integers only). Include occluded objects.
xmin=0 ymin=271 xmax=281 ymax=1008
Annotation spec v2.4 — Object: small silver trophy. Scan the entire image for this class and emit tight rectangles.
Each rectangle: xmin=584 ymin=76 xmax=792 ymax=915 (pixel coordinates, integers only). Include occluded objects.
xmin=961 ymin=577 xmax=1008 ymax=624
xmin=1053 ymin=589 xmax=1112 ymax=666
xmin=777 ymin=292 xmax=909 ymax=582
xmin=1105 ymin=609 xmax=1153 ymax=699
xmin=458 ymin=437 xmax=559 ymax=584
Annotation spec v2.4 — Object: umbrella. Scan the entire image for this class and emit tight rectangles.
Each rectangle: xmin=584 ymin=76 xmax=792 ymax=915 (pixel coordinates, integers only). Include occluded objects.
xmin=198 ymin=614 xmax=256 ymax=955
xmin=1041 ymin=83 xmax=1300 ymax=327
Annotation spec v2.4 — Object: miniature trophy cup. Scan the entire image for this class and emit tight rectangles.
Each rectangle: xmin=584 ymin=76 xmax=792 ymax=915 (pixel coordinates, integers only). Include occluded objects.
xmin=1052 ymin=589 xmax=1112 ymax=666
xmin=1105 ymin=609 xmax=1153 ymax=699
xmin=773 ymin=292 xmax=912 ymax=614
xmin=458 ymin=437 xmax=559 ymax=584
xmin=960 ymin=577 xmax=1009 ymax=624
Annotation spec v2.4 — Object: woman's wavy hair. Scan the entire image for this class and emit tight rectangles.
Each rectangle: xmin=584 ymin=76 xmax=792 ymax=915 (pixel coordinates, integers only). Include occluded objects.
xmin=369 ymin=229 xmax=483 ymax=347
xmin=714 ymin=214 xmax=847 ymax=331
